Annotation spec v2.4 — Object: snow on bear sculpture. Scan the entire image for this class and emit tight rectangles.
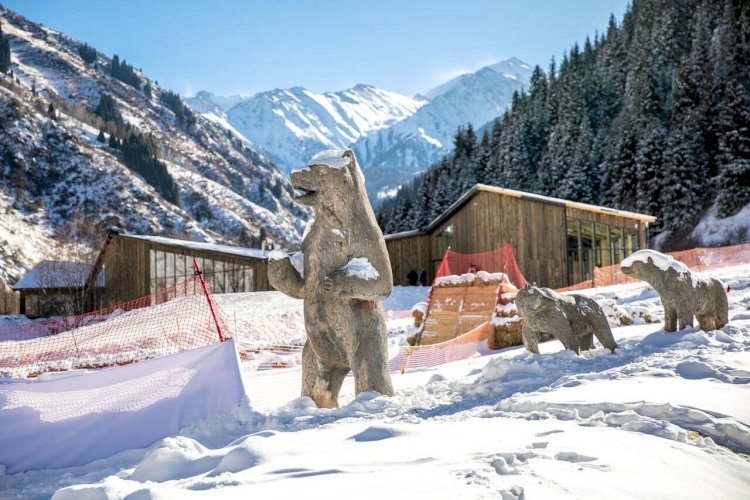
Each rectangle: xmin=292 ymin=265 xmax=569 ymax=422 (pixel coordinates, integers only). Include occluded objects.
xmin=267 ymin=149 xmax=394 ymax=408
xmin=515 ymin=284 xmax=617 ymax=354
xmin=620 ymin=249 xmax=728 ymax=332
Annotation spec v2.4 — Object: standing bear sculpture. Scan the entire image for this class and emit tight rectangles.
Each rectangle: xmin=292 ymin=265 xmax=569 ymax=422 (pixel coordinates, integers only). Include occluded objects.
xmin=620 ymin=249 xmax=728 ymax=332
xmin=515 ymin=284 xmax=617 ymax=354
xmin=268 ymin=149 xmax=394 ymax=408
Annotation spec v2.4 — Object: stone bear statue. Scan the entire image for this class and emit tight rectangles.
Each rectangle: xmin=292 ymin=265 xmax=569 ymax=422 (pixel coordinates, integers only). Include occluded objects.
xmin=268 ymin=149 xmax=394 ymax=408
xmin=620 ymin=249 xmax=728 ymax=332
xmin=515 ymin=285 xmax=617 ymax=354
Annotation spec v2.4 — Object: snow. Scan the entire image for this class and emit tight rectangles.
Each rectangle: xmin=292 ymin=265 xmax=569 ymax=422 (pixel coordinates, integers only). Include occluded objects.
xmin=125 ymin=234 xmax=268 ymax=260
xmin=411 ymin=301 xmax=428 ymax=316
xmin=0 ymin=340 xmax=246 ymax=473
xmin=340 ymin=257 xmax=378 ymax=280
xmin=621 ymin=249 xmax=712 ymax=287
xmin=13 ymin=260 xmax=97 ymax=289
xmin=290 ymin=251 xmax=304 ymax=277
xmin=691 ymin=201 xmax=750 ymax=247
xmin=267 ymin=250 xmax=287 ymax=261
xmin=621 ymin=249 xmax=690 ymax=274
xmin=434 ymin=271 xmax=507 ymax=286
xmin=2 ymin=264 xmax=750 ymax=498
xmin=308 ymin=149 xmax=350 ymax=169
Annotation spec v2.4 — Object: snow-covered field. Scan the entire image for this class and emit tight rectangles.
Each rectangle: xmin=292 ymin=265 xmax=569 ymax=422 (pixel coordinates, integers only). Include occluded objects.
xmin=2 ymin=270 xmax=750 ymax=499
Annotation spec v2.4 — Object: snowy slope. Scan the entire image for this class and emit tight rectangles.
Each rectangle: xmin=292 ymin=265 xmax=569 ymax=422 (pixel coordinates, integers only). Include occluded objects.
xmin=0 ymin=7 xmax=307 ymax=288
xmin=3 ymin=265 xmax=749 ymax=498
xmin=353 ymin=58 xmax=533 ymax=201
xmin=187 ymin=85 xmax=426 ymax=173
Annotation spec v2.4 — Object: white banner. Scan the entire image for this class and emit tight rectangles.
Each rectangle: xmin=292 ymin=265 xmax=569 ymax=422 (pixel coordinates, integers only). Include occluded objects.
xmin=0 ymin=340 xmax=246 ymax=473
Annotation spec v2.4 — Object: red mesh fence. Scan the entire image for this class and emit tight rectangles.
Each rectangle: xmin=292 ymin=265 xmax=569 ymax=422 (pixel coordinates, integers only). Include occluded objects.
xmin=557 ymin=242 xmax=750 ymax=292
xmin=0 ymin=274 xmax=229 ymax=378
xmin=434 ymin=242 xmax=528 ymax=289
xmin=388 ymin=322 xmax=493 ymax=373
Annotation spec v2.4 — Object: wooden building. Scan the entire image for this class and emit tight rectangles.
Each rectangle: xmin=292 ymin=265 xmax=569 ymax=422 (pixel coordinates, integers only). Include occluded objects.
xmin=385 ymin=184 xmax=656 ymax=289
xmin=13 ymin=260 xmax=103 ymax=317
xmin=84 ymin=232 xmax=272 ymax=309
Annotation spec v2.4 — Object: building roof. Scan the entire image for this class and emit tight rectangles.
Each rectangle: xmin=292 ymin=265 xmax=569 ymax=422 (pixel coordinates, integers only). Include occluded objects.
xmin=383 ymin=229 xmax=426 ymax=242
xmin=386 ymin=184 xmax=657 ymax=240
xmin=14 ymin=260 xmax=103 ymax=290
xmin=118 ymin=234 xmax=270 ymax=260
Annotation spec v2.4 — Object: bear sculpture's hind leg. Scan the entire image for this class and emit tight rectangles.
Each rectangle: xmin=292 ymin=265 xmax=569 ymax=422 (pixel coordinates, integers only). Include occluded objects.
xmin=664 ymin=305 xmax=678 ymax=332
xmin=678 ymin=310 xmax=694 ymax=331
xmin=578 ymin=333 xmax=595 ymax=351
xmin=555 ymin=323 xmax=581 ymax=354
xmin=301 ymin=341 xmax=350 ymax=408
xmin=350 ymin=308 xmax=394 ymax=397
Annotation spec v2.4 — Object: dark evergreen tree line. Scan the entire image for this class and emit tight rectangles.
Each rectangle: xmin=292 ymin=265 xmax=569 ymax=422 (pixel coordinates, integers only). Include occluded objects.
xmin=0 ymin=21 xmax=11 ymax=73
xmin=160 ymin=90 xmax=196 ymax=129
xmin=377 ymin=0 xmax=750 ymax=250
xmin=77 ymin=42 xmax=97 ymax=64
xmin=121 ymin=133 xmax=180 ymax=205
xmin=110 ymin=54 xmax=140 ymax=89
xmin=94 ymin=93 xmax=124 ymax=128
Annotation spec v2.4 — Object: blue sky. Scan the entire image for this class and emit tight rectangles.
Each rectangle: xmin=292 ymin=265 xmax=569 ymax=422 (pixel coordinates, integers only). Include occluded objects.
xmin=1 ymin=0 xmax=629 ymax=97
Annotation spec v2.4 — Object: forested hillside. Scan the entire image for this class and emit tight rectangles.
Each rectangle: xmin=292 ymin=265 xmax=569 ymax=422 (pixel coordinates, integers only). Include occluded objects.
xmin=377 ymin=0 xmax=750 ymax=250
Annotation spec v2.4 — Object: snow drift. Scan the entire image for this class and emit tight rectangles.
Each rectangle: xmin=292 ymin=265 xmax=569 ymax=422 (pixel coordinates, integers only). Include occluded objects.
xmin=0 ymin=340 xmax=246 ymax=473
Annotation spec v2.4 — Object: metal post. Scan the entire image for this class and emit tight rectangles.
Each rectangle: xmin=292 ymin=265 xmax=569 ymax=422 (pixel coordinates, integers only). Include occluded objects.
xmin=193 ymin=258 xmax=224 ymax=343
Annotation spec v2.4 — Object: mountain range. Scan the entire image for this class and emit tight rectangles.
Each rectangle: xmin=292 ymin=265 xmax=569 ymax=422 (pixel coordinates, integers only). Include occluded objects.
xmin=186 ymin=58 xmax=532 ymax=202
xmin=0 ymin=6 xmax=305 ymax=287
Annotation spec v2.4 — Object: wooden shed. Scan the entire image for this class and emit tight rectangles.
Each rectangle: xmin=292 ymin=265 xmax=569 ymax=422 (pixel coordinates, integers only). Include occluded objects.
xmin=385 ymin=184 xmax=656 ymax=289
xmin=13 ymin=260 xmax=103 ymax=317
xmin=84 ymin=232 xmax=272 ymax=310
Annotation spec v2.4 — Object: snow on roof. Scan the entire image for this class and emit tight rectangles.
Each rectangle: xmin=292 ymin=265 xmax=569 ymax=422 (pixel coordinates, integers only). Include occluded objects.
xmin=13 ymin=261 xmax=100 ymax=290
xmin=120 ymin=235 xmax=270 ymax=260
xmin=307 ymin=150 xmax=350 ymax=169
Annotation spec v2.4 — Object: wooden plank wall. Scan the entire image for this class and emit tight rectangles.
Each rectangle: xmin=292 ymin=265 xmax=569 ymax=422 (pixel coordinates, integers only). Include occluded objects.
xmin=385 ymin=235 xmax=431 ymax=286
xmin=430 ymin=191 xmax=568 ymax=288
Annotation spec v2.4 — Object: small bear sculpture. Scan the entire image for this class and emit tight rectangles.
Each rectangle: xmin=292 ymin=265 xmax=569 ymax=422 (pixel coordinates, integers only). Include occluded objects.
xmin=268 ymin=149 xmax=394 ymax=408
xmin=620 ymin=249 xmax=728 ymax=332
xmin=515 ymin=284 xmax=617 ymax=354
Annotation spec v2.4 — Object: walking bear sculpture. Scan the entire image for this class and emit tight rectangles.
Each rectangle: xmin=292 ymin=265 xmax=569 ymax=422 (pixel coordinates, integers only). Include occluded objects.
xmin=515 ymin=285 xmax=617 ymax=354
xmin=620 ymin=249 xmax=728 ymax=332
xmin=268 ymin=149 xmax=394 ymax=408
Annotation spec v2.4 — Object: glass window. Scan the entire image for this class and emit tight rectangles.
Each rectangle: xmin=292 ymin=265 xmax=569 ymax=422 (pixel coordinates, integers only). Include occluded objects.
xmin=595 ymin=223 xmax=611 ymax=268
xmin=165 ymin=252 xmax=176 ymax=287
xmin=566 ymin=219 xmax=581 ymax=285
xmin=580 ymin=221 xmax=594 ymax=281
xmin=610 ymin=227 xmax=624 ymax=264
xmin=214 ymin=260 xmax=226 ymax=292
xmin=248 ymin=266 xmax=256 ymax=292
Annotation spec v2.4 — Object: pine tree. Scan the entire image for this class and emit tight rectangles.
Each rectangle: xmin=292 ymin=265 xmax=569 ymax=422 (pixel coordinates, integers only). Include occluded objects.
xmin=0 ymin=21 xmax=10 ymax=74
xmin=714 ymin=78 xmax=750 ymax=217
xmin=97 ymin=128 xmax=106 ymax=143
xmin=77 ymin=43 xmax=97 ymax=64
xmin=95 ymin=93 xmax=124 ymax=128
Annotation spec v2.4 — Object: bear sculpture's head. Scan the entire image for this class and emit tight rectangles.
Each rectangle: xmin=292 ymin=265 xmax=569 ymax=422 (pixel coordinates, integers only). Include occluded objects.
xmin=515 ymin=284 xmax=544 ymax=313
xmin=291 ymin=149 xmax=365 ymax=211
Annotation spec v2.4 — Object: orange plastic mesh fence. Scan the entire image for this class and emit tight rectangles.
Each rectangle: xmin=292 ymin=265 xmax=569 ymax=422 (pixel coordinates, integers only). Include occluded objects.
xmin=435 ymin=242 xmax=528 ymax=289
xmin=0 ymin=275 xmax=230 ymax=378
xmin=557 ymin=242 xmax=750 ymax=292
xmin=388 ymin=322 xmax=492 ymax=373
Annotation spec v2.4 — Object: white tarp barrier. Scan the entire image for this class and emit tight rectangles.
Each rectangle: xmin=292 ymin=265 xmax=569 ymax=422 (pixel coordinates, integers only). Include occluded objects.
xmin=0 ymin=340 xmax=246 ymax=473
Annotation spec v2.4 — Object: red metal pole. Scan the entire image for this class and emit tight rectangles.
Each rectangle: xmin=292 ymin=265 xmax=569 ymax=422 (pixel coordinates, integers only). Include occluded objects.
xmin=193 ymin=258 xmax=224 ymax=343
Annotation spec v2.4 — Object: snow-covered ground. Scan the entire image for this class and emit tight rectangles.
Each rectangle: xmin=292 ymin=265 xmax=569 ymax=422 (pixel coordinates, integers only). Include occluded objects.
xmin=2 ymin=269 xmax=750 ymax=499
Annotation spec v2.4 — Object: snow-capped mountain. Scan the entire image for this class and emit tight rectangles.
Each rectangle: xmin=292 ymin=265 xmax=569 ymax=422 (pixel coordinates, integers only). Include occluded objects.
xmin=187 ymin=85 xmax=426 ymax=173
xmin=187 ymin=58 xmax=532 ymax=204
xmin=0 ymin=7 xmax=306 ymax=287
xmin=353 ymin=58 xmax=533 ymax=201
